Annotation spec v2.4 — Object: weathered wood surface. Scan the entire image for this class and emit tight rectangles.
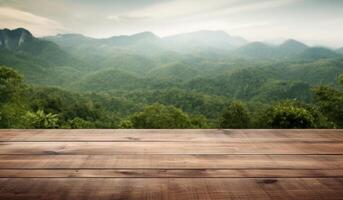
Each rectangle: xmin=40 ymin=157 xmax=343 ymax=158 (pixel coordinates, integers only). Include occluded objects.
xmin=0 ymin=129 xmax=342 ymax=200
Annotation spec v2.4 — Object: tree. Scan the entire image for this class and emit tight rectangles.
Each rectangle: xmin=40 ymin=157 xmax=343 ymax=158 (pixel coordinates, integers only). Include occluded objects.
xmin=313 ymin=84 xmax=343 ymax=127
xmin=23 ymin=110 xmax=59 ymax=128
xmin=339 ymin=74 xmax=343 ymax=85
xmin=190 ymin=115 xmax=210 ymax=128
xmin=220 ymin=101 xmax=250 ymax=128
xmin=0 ymin=67 xmax=22 ymax=103
xmin=130 ymin=103 xmax=192 ymax=128
xmin=0 ymin=67 xmax=26 ymax=128
xmin=262 ymin=101 xmax=316 ymax=128
xmin=67 ymin=117 xmax=94 ymax=129
xmin=119 ymin=119 xmax=133 ymax=128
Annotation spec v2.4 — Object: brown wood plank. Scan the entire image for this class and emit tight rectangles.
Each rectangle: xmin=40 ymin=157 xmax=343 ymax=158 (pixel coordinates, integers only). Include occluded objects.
xmin=0 ymin=178 xmax=343 ymax=200
xmin=1 ymin=155 xmax=342 ymax=169
xmin=0 ymin=129 xmax=343 ymax=199
xmin=1 ymin=129 xmax=343 ymax=142
xmin=1 ymin=141 xmax=343 ymax=155
xmin=1 ymin=169 xmax=343 ymax=178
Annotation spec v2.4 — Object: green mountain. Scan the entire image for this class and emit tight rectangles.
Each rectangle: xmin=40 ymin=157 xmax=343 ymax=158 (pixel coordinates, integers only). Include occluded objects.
xmin=183 ymin=58 xmax=343 ymax=102
xmin=300 ymin=47 xmax=340 ymax=60
xmin=147 ymin=62 xmax=201 ymax=82
xmin=163 ymin=30 xmax=247 ymax=51
xmin=0 ymin=28 xmax=74 ymax=66
xmin=337 ymin=47 xmax=343 ymax=54
xmin=0 ymin=28 xmax=84 ymax=85
xmin=278 ymin=39 xmax=308 ymax=56
xmin=2 ymin=27 xmax=343 ymax=128
xmin=2 ymin=28 xmax=343 ymax=104
xmin=44 ymin=32 xmax=163 ymax=57
xmin=235 ymin=39 xmax=309 ymax=59
xmin=44 ymin=30 xmax=247 ymax=59
xmin=0 ymin=28 xmax=34 ymax=50
xmin=72 ymin=69 xmax=159 ymax=92
xmin=235 ymin=42 xmax=274 ymax=59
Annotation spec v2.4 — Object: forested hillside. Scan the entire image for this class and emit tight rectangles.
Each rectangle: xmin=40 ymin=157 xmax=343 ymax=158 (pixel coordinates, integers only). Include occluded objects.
xmin=1 ymin=28 xmax=343 ymax=128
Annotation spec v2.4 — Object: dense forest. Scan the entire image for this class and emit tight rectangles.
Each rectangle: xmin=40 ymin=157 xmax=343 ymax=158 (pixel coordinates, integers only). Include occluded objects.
xmin=1 ymin=28 xmax=343 ymax=128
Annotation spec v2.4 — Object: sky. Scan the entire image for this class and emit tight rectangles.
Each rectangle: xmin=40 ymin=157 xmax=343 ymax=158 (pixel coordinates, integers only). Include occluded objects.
xmin=0 ymin=0 xmax=342 ymax=47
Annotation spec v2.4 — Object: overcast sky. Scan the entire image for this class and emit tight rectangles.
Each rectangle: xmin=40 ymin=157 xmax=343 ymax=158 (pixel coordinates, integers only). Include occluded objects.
xmin=0 ymin=0 xmax=342 ymax=47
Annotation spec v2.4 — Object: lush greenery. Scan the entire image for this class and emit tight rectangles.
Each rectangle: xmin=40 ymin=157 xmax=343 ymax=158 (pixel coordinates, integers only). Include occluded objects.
xmin=1 ymin=28 xmax=343 ymax=129
xmin=1 ymin=66 xmax=342 ymax=129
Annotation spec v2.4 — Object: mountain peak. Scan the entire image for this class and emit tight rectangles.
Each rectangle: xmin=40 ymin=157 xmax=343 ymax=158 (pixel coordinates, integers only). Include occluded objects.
xmin=13 ymin=28 xmax=33 ymax=36
xmin=278 ymin=39 xmax=308 ymax=56
xmin=280 ymin=39 xmax=308 ymax=49
xmin=0 ymin=27 xmax=34 ymax=38
xmin=130 ymin=31 xmax=159 ymax=40
xmin=0 ymin=28 xmax=34 ymax=50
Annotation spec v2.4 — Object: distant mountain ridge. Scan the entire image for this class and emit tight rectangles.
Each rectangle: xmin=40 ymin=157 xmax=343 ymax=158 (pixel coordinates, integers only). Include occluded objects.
xmin=337 ymin=47 xmax=343 ymax=54
xmin=163 ymin=30 xmax=247 ymax=50
xmin=42 ymin=29 xmax=343 ymax=60
xmin=1 ymin=27 xmax=343 ymax=90
xmin=234 ymin=39 xmax=339 ymax=60
xmin=44 ymin=30 xmax=248 ymax=55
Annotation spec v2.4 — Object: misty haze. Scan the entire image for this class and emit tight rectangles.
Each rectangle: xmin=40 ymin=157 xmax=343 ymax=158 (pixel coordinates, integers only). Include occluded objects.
xmin=2 ymin=1 xmax=343 ymax=200
xmin=0 ymin=0 xmax=343 ymax=129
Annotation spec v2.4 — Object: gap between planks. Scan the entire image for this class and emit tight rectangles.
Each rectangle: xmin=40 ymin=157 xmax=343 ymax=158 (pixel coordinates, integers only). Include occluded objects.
xmin=0 ymin=169 xmax=343 ymax=178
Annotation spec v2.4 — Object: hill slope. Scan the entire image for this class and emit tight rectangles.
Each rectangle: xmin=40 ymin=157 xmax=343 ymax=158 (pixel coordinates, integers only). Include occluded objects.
xmin=0 ymin=28 xmax=82 ymax=85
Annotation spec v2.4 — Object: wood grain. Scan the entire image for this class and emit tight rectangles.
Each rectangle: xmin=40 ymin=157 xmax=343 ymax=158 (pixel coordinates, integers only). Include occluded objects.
xmin=0 ymin=155 xmax=342 ymax=169
xmin=1 ymin=169 xmax=343 ymax=178
xmin=1 ymin=141 xmax=343 ymax=155
xmin=0 ymin=129 xmax=342 ymax=199
xmin=1 ymin=178 xmax=343 ymax=200
xmin=1 ymin=129 xmax=343 ymax=142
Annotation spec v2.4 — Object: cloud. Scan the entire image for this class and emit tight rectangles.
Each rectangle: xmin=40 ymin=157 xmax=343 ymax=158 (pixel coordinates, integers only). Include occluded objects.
xmin=0 ymin=7 xmax=66 ymax=36
xmin=107 ymin=14 xmax=150 ymax=23
xmin=124 ymin=0 xmax=301 ymax=20
xmin=124 ymin=0 xmax=237 ymax=19
xmin=216 ymin=0 xmax=302 ymax=16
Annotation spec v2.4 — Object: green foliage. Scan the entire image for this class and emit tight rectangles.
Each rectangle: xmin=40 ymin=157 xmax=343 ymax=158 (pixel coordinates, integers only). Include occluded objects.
xmin=0 ymin=66 xmax=22 ymax=103
xmin=66 ymin=117 xmax=95 ymax=129
xmin=0 ymin=67 xmax=27 ymax=128
xmin=220 ymin=101 xmax=250 ymax=128
xmin=190 ymin=115 xmax=210 ymax=128
xmin=23 ymin=110 xmax=59 ymax=128
xmin=119 ymin=119 xmax=134 ymax=129
xmin=129 ymin=103 xmax=192 ymax=128
xmin=264 ymin=102 xmax=315 ymax=128
xmin=1 ymin=28 xmax=343 ymax=129
xmin=0 ymin=102 xmax=26 ymax=128
xmin=339 ymin=74 xmax=343 ymax=85
xmin=261 ymin=101 xmax=332 ymax=129
xmin=313 ymin=86 xmax=343 ymax=127
xmin=119 ymin=88 xmax=227 ymax=120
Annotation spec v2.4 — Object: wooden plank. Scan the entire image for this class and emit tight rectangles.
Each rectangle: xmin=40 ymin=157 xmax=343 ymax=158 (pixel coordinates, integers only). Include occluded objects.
xmin=1 ymin=129 xmax=343 ymax=142
xmin=1 ymin=141 xmax=343 ymax=155
xmin=1 ymin=155 xmax=342 ymax=169
xmin=1 ymin=169 xmax=343 ymax=178
xmin=1 ymin=129 xmax=343 ymax=199
xmin=0 ymin=178 xmax=343 ymax=200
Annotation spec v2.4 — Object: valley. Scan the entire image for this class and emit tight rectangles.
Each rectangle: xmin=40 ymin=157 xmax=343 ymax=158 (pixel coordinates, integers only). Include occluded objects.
xmin=1 ymin=28 xmax=343 ymax=128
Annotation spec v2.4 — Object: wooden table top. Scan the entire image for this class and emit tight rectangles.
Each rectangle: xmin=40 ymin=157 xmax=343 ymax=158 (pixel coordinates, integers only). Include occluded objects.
xmin=0 ymin=129 xmax=342 ymax=200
